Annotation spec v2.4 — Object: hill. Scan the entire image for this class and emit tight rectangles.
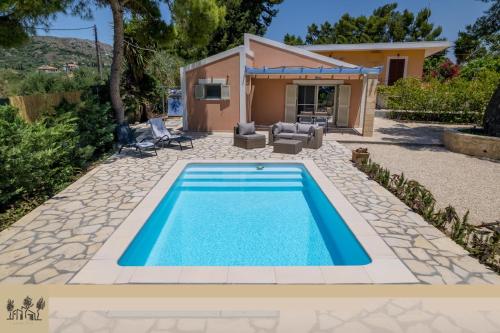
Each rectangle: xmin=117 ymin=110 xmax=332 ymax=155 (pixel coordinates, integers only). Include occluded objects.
xmin=0 ymin=36 xmax=113 ymax=71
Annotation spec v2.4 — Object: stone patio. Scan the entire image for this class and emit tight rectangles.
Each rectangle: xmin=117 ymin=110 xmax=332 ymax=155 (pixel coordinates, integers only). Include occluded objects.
xmin=0 ymin=134 xmax=498 ymax=284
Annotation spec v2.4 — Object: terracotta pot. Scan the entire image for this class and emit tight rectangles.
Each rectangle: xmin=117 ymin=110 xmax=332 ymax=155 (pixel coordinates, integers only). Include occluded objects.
xmin=352 ymin=150 xmax=369 ymax=165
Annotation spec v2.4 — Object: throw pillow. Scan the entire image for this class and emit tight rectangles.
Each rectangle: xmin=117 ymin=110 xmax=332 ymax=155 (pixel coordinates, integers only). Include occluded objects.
xmin=238 ymin=122 xmax=256 ymax=135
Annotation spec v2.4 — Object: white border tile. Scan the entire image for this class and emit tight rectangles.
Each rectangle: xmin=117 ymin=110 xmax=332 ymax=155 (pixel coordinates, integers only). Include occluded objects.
xmin=71 ymin=160 xmax=418 ymax=284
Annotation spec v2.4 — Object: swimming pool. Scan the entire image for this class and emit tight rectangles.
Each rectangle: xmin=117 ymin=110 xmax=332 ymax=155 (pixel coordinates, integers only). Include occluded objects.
xmin=119 ymin=163 xmax=371 ymax=266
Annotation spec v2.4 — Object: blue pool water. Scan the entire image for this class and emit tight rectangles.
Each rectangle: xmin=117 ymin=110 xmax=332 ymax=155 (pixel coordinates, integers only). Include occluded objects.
xmin=119 ymin=163 xmax=371 ymax=266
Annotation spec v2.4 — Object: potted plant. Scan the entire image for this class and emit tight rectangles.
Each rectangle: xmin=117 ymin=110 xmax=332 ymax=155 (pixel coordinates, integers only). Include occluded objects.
xmin=352 ymin=147 xmax=369 ymax=165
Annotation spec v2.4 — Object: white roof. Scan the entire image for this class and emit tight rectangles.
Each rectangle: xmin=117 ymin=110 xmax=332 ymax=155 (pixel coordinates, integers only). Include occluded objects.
xmin=298 ymin=41 xmax=452 ymax=57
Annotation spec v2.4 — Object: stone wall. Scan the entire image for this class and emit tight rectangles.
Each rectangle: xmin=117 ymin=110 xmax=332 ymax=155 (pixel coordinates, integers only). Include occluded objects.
xmin=443 ymin=129 xmax=500 ymax=160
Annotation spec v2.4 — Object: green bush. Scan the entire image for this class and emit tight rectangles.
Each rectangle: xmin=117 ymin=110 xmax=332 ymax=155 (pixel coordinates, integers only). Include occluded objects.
xmin=378 ymin=70 xmax=500 ymax=124
xmin=0 ymin=93 xmax=114 ymax=229
xmin=0 ymin=105 xmax=79 ymax=209
xmin=16 ymin=68 xmax=101 ymax=96
xmin=460 ymin=56 xmax=500 ymax=80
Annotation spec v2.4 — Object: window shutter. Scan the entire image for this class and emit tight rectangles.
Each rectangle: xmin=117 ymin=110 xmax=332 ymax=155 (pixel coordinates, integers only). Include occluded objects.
xmin=221 ymin=85 xmax=230 ymax=100
xmin=194 ymin=85 xmax=205 ymax=99
xmin=336 ymin=85 xmax=351 ymax=127
xmin=285 ymin=84 xmax=298 ymax=122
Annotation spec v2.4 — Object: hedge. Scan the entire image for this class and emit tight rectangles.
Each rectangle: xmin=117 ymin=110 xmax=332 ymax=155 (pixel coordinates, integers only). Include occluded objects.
xmin=378 ymin=70 xmax=500 ymax=124
xmin=0 ymin=92 xmax=115 ymax=230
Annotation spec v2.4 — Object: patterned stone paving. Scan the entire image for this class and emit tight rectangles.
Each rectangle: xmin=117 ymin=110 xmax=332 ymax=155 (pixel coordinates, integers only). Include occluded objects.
xmin=50 ymin=298 xmax=500 ymax=332
xmin=0 ymin=134 xmax=498 ymax=284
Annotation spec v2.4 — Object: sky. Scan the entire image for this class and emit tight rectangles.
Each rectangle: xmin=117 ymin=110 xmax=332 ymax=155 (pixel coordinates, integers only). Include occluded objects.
xmin=37 ymin=0 xmax=490 ymax=52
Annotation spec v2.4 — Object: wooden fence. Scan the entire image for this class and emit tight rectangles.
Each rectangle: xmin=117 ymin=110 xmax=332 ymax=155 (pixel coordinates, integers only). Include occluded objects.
xmin=9 ymin=91 xmax=82 ymax=122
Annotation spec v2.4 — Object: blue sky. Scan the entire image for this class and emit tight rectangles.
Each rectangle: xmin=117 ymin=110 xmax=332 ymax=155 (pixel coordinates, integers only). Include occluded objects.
xmin=37 ymin=0 xmax=489 ymax=49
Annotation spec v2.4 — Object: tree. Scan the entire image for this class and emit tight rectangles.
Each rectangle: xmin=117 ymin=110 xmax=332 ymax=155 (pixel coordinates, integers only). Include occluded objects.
xmin=0 ymin=0 xmax=71 ymax=48
xmin=283 ymin=33 xmax=304 ymax=46
xmin=35 ymin=298 xmax=45 ymax=320
xmin=202 ymin=0 xmax=283 ymax=57
xmin=147 ymin=50 xmax=184 ymax=88
xmin=454 ymin=0 xmax=499 ymax=63
xmin=22 ymin=296 xmax=33 ymax=318
xmin=284 ymin=3 xmax=442 ymax=45
xmin=5 ymin=0 xmax=225 ymax=123
xmin=6 ymin=299 xmax=14 ymax=320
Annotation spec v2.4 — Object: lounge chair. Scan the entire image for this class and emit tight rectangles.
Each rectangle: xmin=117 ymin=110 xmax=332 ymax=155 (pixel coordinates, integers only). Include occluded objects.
xmin=148 ymin=117 xmax=193 ymax=150
xmin=116 ymin=123 xmax=157 ymax=157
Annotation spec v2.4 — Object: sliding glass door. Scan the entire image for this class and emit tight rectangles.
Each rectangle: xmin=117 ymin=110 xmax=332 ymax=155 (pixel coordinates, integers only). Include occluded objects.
xmin=297 ymin=85 xmax=336 ymax=115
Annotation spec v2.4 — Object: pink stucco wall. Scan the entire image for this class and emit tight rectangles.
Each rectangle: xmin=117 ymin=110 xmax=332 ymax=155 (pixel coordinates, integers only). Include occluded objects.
xmin=185 ymin=53 xmax=240 ymax=132
xmin=249 ymin=40 xmax=333 ymax=68
xmin=250 ymin=78 xmax=363 ymax=127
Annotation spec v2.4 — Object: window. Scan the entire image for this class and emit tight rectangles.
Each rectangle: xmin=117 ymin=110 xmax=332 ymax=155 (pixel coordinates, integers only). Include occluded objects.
xmin=194 ymin=81 xmax=230 ymax=100
xmin=205 ymin=84 xmax=222 ymax=99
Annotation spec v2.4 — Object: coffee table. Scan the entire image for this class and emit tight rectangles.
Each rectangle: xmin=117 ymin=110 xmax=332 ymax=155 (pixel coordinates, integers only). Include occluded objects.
xmin=273 ymin=139 xmax=303 ymax=154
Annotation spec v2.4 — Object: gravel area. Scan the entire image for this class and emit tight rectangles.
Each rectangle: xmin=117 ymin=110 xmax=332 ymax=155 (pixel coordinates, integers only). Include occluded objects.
xmin=343 ymin=143 xmax=500 ymax=226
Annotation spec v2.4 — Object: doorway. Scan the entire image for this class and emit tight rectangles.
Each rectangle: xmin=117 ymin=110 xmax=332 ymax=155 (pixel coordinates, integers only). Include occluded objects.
xmin=386 ymin=57 xmax=407 ymax=85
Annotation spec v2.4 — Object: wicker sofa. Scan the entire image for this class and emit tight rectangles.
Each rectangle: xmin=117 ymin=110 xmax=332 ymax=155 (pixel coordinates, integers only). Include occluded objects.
xmin=268 ymin=122 xmax=323 ymax=149
xmin=233 ymin=125 xmax=266 ymax=149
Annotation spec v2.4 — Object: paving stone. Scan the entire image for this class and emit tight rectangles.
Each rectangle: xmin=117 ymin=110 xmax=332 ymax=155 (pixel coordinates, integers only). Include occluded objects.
xmin=403 ymin=260 xmax=436 ymax=275
xmin=413 ymin=236 xmax=436 ymax=250
xmin=34 ymin=267 xmax=58 ymax=283
xmin=54 ymin=260 xmax=88 ymax=272
xmin=0 ymin=264 xmax=20 ymax=280
xmin=49 ymin=243 xmax=86 ymax=259
xmin=435 ymin=266 xmax=462 ymax=284
xmin=431 ymin=316 xmax=461 ymax=333
xmin=0 ymin=248 xmax=30 ymax=264
xmin=409 ymin=248 xmax=431 ymax=261
xmin=15 ymin=258 xmax=55 ymax=276
xmin=80 ymin=311 xmax=109 ymax=330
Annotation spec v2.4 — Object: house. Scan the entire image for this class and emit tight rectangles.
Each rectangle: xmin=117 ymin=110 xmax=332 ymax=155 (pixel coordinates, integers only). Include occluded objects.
xmin=180 ymin=34 xmax=450 ymax=136
xmin=37 ymin=65 xmax=59 ymax=73
xmin=64 ymin=62 xmax=79 ymax=72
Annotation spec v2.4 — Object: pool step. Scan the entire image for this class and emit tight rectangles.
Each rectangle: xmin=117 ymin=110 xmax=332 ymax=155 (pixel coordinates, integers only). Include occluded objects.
xmin=182 ymin=174 xmax=303 ymax=181
xmin=186 ymin=166 xmax=303 ymax=174
xmin=180 ymin=181 xmax=304 ymax=189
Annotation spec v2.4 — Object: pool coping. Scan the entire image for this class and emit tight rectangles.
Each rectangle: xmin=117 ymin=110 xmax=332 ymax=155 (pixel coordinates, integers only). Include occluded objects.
xmin=70 ymin=159 xmax=418 ymax=284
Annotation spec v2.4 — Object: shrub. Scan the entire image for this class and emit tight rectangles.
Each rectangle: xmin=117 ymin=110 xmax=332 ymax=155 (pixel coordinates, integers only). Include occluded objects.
xmin=0 ymin=105 xmax=79 ymax=209
xmin=15 ymin=68 xmax=101 ymax=96
xmin=0 ymin=92 xmax=114 ymax=229
xmin=460 ymin=56 xmax=500 ymax=80
xmin=357 ymin=158 xmax=499 ymax=272
xmin=379 ymin=71 xmax=500 ymax=124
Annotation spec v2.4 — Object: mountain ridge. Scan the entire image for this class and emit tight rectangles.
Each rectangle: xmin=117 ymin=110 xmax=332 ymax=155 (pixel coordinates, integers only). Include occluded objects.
xmin=0 ymin=36 xmax=113 ymax=71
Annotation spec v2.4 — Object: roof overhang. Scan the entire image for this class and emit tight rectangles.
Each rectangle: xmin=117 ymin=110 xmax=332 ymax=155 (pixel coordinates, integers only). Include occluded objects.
xmin=298 ymin=41 xmax=452 ymax=57
xmin=246 ymin=66 xmax=381 ymax=75
xmin=244 ymin=34 xmax=358 ymax=68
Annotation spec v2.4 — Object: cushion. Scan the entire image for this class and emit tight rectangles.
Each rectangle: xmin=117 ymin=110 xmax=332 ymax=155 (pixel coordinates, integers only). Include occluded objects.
xmin=238 ymin=122 xmax=255 ymax=135
xmin=291 ymin=133 xmax=310 ymax=142
xmin=281 ymin=122 xmax=297 ymax=133
xmin=272 ymin=122 xmax=282 ymax=136
xmin=236 ymin=133 xmax=265 ymax=141
xmin=276 ymin=132 xmax=295 ymax=140
xmin=297 ymin=123 xmax=314 ymax=134
xmin=136 ymin=141 xmax=155 ymax=148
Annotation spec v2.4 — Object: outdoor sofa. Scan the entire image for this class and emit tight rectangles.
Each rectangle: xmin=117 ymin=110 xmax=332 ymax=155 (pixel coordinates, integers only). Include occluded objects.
xmin=269 ymin=122 xmax=323 ymax=149
xmin=233 ymin=122 xmax=266 ymax=149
